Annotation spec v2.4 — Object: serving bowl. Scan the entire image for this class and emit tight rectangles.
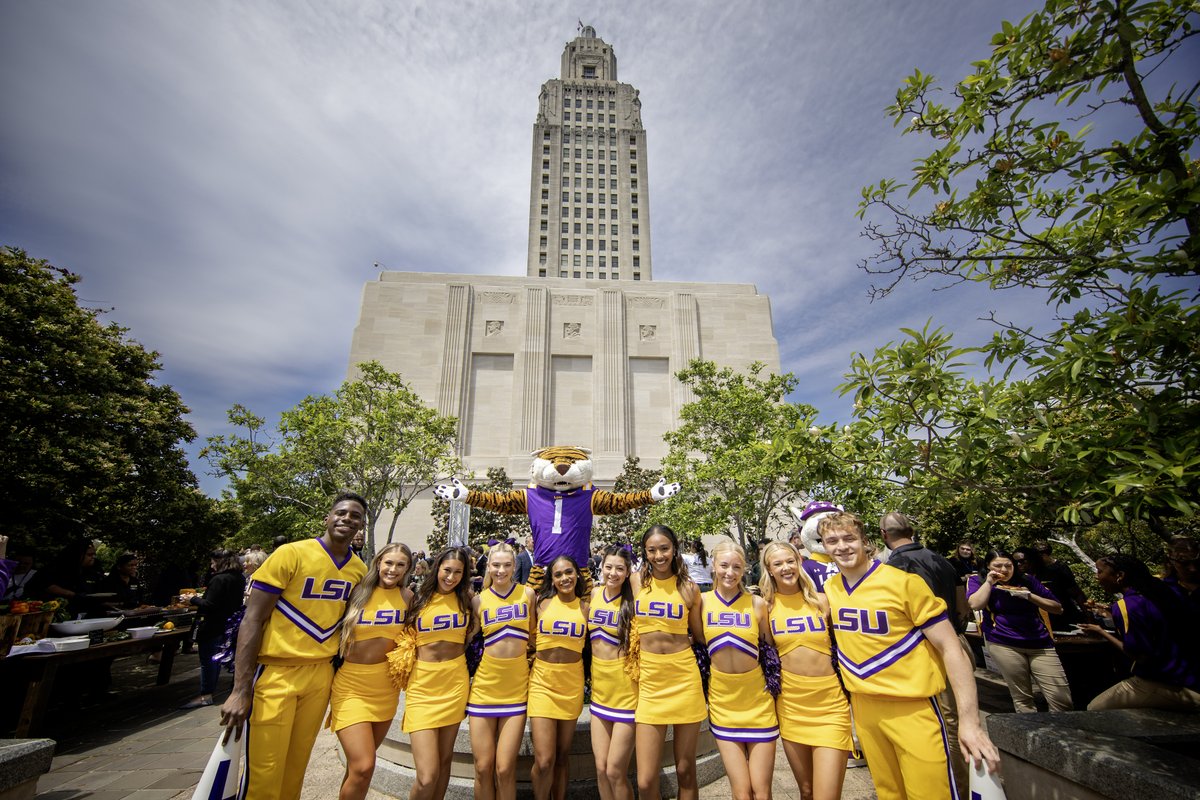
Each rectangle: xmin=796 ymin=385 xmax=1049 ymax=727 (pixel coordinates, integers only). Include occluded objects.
xmin=49 ymin=617 xmax=121 ymax=636
xmin=127 ymin=627 xmax=157 ymax=640
xmin=44 ymin=636 xmax=91 ymax=652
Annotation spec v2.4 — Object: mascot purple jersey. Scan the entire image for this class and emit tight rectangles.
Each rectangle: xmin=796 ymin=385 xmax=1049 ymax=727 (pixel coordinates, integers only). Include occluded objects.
xmin=527 ymin=484 xmax=597 ymax=567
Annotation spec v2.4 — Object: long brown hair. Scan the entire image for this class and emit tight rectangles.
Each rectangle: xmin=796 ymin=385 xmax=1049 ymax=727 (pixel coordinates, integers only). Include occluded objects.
xmin=638 ymin=524 xmax=693 ymax=591
xmin=336 ymin=543 xmax=412 ymax=657
xmin=406 ymin=546 xmax=473 ymax=625
xmin=598 ymin=544 xmax=635 ymax=653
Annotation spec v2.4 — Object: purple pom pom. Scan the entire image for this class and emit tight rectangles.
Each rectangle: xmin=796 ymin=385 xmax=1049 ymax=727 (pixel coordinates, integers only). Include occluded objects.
xmin=214 ymin=607 xmax=245 ymax=673
xmin=466 ymin=632 xmax=485 ymax=677
xmin=692 ymin=641 xmax=711 ymax=698
xmin=758 ymin=641 xmax=782 ymax=698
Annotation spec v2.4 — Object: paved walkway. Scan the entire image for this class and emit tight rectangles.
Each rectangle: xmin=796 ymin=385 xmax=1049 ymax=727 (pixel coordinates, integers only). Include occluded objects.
xmin=26 ymin=649 xmax=1013 ymax=799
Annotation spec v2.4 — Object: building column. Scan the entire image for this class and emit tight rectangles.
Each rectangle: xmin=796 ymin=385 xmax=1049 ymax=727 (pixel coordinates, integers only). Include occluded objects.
xmin=516 ymin=286 xmax=551 ymax=453
xmin=670 ymin=292 xmax=701 ymax=416
xmin=595 ymin=289 xmax=627 ymax=475
xmin=437 ymin=283 xmax=473 ymax=453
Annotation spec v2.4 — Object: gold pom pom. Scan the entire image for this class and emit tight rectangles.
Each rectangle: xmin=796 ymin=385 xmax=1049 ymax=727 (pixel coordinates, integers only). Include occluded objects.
xmin=387 ymin=628 xmax=418 ymax=690
xmin=623 ymin=624 xmax=641 ymax=682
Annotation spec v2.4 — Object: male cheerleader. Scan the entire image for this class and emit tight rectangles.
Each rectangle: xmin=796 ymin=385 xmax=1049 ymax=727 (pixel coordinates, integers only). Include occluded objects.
xmin=220 ymin=492 xmax=368 ymax=800
xmin=820 ymin=512 xmax=999 ymax=800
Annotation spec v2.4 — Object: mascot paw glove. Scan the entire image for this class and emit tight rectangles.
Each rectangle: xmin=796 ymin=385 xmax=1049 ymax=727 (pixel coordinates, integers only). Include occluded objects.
xmin=434 ymin=477 xmax=469 ymax=501
xmin=650 ymin=478 xmax=681 ymax=502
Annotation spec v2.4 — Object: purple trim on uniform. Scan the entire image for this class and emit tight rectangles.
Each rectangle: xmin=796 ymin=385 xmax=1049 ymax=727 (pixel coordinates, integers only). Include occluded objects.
xmin=251 ymin=579 xmax=283 ymax=595
xmin=709 ymin=722 xmax=780 ymax=743
xmin=590 ymin=701 xmax=636 ymax=723
xmin=835 ymin=627 xmax=926 ymax=679
xmin=930 ymin=697 xmax=959 ymax=797
xmin=590 ymin=629 xmax=621 ymax=646
xmin=840 ymin=560 xmax=881 ymax=596
xmin=483 ymin=626 xmax=530 ymax=647
xmin=714 ymin=590 xmax=742 ymax=607
xmin=602 ymin=588 xmax=621 ymax=604
xmin=239 ymin=664 xmax=267 ymax=799
xmin=707 ymin=632 xmax=759 ymax=659
xmin=315 ymin=536 xmax=353 ymax=570
xmin=489 ymin=584 xmax=516 ymax=601
xmin=467 ymin=702 xmax=527 ymax=718
xmin=275 ymin=597 xmax=339 ymax=642
xmin=919 ymin=611 xmax=949 ymax=630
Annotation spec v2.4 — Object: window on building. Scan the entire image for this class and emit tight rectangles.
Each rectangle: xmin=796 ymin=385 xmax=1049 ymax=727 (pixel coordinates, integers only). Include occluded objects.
xmin=613 ymin=272 xmax=620 ymax=280
xmin=575 ymin=164 xmax=582 ymax=173
xmin=574 ymin=223 xmax=581 ymax=234
xmin=599 ymin=256 xmax=606 ymax=267
xmin=575 ymin=112 xmax=582 ymax=121
xmin=586 ymin=99 xmax=593 ymax=108
xmin=539 ymin=253 xmax=546 ymax=264
xmin=586 ymin=255 xmax=594 ymax=267
xmin=586 ymin=239 xmax=594 ymax=251
xmin=583 ymin=65 xmax=595 ymax=78
xmin=612 ymin=256 xmax=619 ymax=268
xmin=587 ymin=271 xmax=594 ymax=278
xmin=610 ymin=150 xmax=616 ymax=160
xmin=574 ymin=271 xmax=581 ymax=278
xmin=560 ymin=255 xmax=567 ymax=267
xmin=561 ymin=178 xmax=569 ymax=187
xmin=539 ymin=268 xmax=547 ymax=277
xmin=586 ymin=223 xmax=594 ymax=234
xmin=574 ymin=238 xmax=581 ymax=250
xmin=544 ymin=131 xmax=551 ymax=140
xmin=573 ymin=255 xmax=581 ymax=267
xmin=630 ymin=180 xmax=638 ymax=189
xmin=575 ymin=148 xmax=582 ymax=158
xmin=540 ymin=221 xmax=547 ymax=231
xmin=541 ymin=203 xmax=548 ymax=214
xmin=543 ymin=159 xmax=550 ymax=169
xmin=586 ymin=113 xmax=593 ymax=122
xmin=599 ymin=224 xmax=606 ymax=235
xmin=629 ymin=150 xmax=637 ymax=160
xmin=609 ymin=114 xmax=615 ymax=123
xmin=599 ymin=240 xmax=606 ymax=251
xmin=633 ymin=256 xmax=640 ymax=268
xmin=598 ymin=194 xmax=606 ymax=204
xmin=612 ymin=224 xmax=619 ymax=235
xmin=633 ymin=273 xmax=641 ymax=281
xmin=542 ymin=175 xmax=549 ymax=185
xmin=630 ymin=164 xmax=637 ymax=175
xmin=575 ymin=99 xmax=582 ymax=108
xmin=599 ymin=272 xmax=606 ymax=280
xmin=560 ymin=271 xmax=568 ymax=277
xmin=587 ymin=178 xmax=594 ymax=188
xmin=574 ymin=192 xmax=581 ymax=202
xmin=574 ymin=207 xmax=582 ymax=218
xmin=561 ymin=238 xmax=568 ymax=249
xmin=587 ymin=149 xmax=594 ymax=159
xmin=574 ymin=177 xmax=582 ymax=187
xmin=632 ymin=224 xmax=639 ymax=235
xmin=562 ymin=192 xmax=569 ymax=202
xmin=632 ymin=194 xmax=639 ymax=205
xmin=561 ymin=222 xmax=569 ymax=233
xmin=629 ymin=135 xmax=636 ymax=145
xmin=632 ymin=209 xmax=639 ymax=219
xmin=543 ymin=145 xmax=550 ymax=154
xmin=598 ymin=163 xmax=605 ymax=175
xmin=586 ymin=208 xmax=593 ymax=218
xmin=562 ymin=206 xmax=568 ymax=217
xmin=586 ymin=163 xmax=593 ymax=173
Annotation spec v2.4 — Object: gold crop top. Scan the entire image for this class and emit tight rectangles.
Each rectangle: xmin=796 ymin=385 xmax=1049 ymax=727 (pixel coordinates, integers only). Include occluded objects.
xmin=768 ymin=591 xmax=832 ymax=657
xmin=353 ymin=585 xmax=407 ymax=642
xmin=589 ymin=586 xmax=624 ymax=647
xmin=702 ymin=590 xmax=759 ymax=658
xmin=535 ymin=595 xmax=587 ymax=653
xmin=413 ymin=590 xmax=470 ymax=647
xmin=479 ymin=584 xmax=532 ymax=647
xmin=635 ymin=576 xmax=690 ymax=636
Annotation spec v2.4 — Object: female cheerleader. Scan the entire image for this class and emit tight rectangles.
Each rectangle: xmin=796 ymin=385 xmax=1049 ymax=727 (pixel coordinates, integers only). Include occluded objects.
xmin=330 ymin=543 xmax=414 ymax=800
xmin=632 ymin=524 xmax=705 ymax=800
xmin=589 ymin=544 xmax=639 ymax=800
xmin=403 ymin=546 xmax=475 ymax=800
xmin=760 ymin=541 xmax=850 ymax=800
xmin=528 ymin=554 xmax=589 ymax=800
xmin=468 ymin=542 xmax=537 ymax=800
xmin=703 ymin=540 xmax=778 ymax=800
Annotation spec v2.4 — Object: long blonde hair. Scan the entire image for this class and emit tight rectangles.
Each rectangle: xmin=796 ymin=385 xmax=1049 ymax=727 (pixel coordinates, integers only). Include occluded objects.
xmin=758 ymin=541 xmax=820 ymax=608
xmin=482 ymin=542 xmax=517 ymax=590
xmin=336 ymin=543 xmax=412 ymax=657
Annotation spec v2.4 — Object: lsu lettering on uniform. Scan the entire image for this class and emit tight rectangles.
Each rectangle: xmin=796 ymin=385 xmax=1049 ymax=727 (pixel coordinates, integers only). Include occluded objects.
xmin=467 ymin=585 xmax=532 ymax=718
xmin=403 ymin=592 xmax=471 ymax=733
xmin=634 ymin=576 xmax=707 ymax=725
xmin=588 ymin=586 xmax=637 ymax=723
xmin=242 ymin=539 xmax=366 ymax=800
xmin=702 ymin=591 xmax=778 ymax=743
xmin=768 ymin=591 xmax=853 ymax=750
xmin=328 ymin=584 xmax=407 ymax=731
xmin=824 ymin=560 xmax=957 ymax=800
xmin=528 ymin=594 xmax=588 ymax=719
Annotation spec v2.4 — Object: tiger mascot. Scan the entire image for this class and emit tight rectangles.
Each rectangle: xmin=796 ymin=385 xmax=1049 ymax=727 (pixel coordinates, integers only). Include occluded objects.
xmin=434 ymin=446 xmax=681 ymax=593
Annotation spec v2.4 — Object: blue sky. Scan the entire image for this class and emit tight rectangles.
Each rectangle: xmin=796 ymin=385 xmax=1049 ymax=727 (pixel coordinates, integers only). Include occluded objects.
xmin=2 ymin=1 xmax=1061 ymax=495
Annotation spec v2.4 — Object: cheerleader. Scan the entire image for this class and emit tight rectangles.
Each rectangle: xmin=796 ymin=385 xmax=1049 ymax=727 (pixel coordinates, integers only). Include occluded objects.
xmin=528 ymin=554 xmax=590 ymax=800
xmin=330 ymin=544 xmax=414 ymax=800
xmin=632 ymin=525 xmax=706 ymax=800
xmin=468 ymin=543 xmax=537 ymax=800
xmin=703 ymin=540 xmax=778 ymax=800
xmin=589 ymin=544 xmax=638 ymax=800
xmin=403 ymin=547 xmax=476 ymax=800
xmin=759 ymin=541 xmax=850 ymax=800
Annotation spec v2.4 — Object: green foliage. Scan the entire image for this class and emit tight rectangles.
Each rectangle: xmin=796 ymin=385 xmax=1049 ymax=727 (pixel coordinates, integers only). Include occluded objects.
xmin=0 ymin=247 xmax=228 ymax=564
xmin=428 ymin=467 xmax=531 ymax=554
xmin=203 ymin=361 xmax=462 ymax=556
xmin=851 ymin=0 xmax=1200 ymax=539
xmin=594 ymin=456 xmax=662 ymax=548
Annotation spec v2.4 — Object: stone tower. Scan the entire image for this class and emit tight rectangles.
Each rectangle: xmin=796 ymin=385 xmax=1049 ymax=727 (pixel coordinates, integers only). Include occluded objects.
xmin=527 ymin=26 xmax=651 ymax=281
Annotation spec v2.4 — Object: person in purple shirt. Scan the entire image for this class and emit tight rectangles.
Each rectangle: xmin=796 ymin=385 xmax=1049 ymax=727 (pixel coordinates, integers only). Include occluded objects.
xmin=0 ymin=535 xmax=14 ymax=599
xmin=967 ymin=550 xmax=1073 ymax=712
xmin=1080 ymin=554 xmax=1200 ymax=711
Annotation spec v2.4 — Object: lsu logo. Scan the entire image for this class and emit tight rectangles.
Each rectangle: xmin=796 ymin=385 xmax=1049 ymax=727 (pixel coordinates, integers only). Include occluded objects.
xmin=301 ymin=578 xmax=354 ymax=601
xmin=770 ymin=615 xmax=826 ymax=636
xmin=416 ymin=612 xmax=468 ymax=632
xmin=636 ymin=600 xmax=683 ymax=620
xmin=482 ymin=604 xmax=528 ymax=627
xmin=590 ymin=608 xmax=618 ymax=628
xmin=540 ymin=619 xmax=586 ymax=638
xmin=706 ymin=611 xmax=751 ymax=629
xmin=834 ymin=608 xmax=890 ymax=635
xmin=358 ymin=608 xmax=404 ymax=625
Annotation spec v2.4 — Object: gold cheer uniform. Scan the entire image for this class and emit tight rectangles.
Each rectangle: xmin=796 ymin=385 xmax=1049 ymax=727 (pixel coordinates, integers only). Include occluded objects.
xmin=467 ymin=584 xmax=532 ymax=718
xmin=588 ymin=586 xmax=638 ymax=724
xmin=769 ymin=591 xmax=853 ymax=750
xmin=401 ymin=591 xmax=470 ymax=733
xmin=329 ymin=585 xmax=407 ymax=731
xmin=528 ymin=595 xmax=587 ymax=720
xmin=702 ymin=590 xmax=778 ymax=743
xmin=634 ymin=576 xmax=706 ymax=725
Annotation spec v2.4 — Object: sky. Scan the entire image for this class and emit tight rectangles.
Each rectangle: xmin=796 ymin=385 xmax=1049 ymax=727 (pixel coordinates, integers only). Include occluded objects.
xmin=1 ymin=0 xmax=1064 ymax=495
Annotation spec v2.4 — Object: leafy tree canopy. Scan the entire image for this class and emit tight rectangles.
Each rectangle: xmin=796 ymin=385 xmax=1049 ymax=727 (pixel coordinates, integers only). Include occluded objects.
xmin=428 ymin=467 xmax=531 ymax=555
xmin=595 ymin=456 xmax=662 ymax=548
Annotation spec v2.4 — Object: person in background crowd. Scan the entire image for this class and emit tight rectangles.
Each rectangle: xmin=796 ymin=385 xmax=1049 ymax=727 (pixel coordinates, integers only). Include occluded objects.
xmin=879 ymin=513 xmax=971 ymax=797
xmin=180 ymin=549 xmax=248 ymax=709
xmin=97 ymin=552 xmax=143 ymax=609
xmin=219 ymin=492 xmax=368 ymax=800
xmin=948 ymin=541 xmax=978 ymax=584
xmin=1080 ymin=554 xmax=1200 ymax=711
xmin=788 ymin=530 xmax=804 ymax=552
xmin=270 ymin=535 xmax=288 ymax=552
xmin=408 ymin=559 xmax=429 ymax=591
xmin=1163 ymin=536 xmax=1199 ymax=612
xmin=1 ymin=550 xmax=35 ymax=600
xmin=682 ymin=538 xmax=713 ymax=592
xmin=1028 ymin=541 xmax=1088 ymax=629
xmin=515 ymin=536 xmax=534 ymax=586
xmin=0 ymin=536 xmax=15 ymax=598
xmin=30 ymin=539 xmax=100 ymax=617
xmin=242 ymin=550 xmax=268 ymax=600
xmin=350 ymin=531 xmax=366 ymax=559
xmin=967 ymin=550 xmax=1072 ymax=713
xmin=821 ymin=513 xmax=999 ymax=799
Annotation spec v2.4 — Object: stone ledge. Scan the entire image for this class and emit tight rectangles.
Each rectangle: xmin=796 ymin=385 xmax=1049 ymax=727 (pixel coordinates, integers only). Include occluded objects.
xmin=0 ymin=739 xmax=55 ymax=800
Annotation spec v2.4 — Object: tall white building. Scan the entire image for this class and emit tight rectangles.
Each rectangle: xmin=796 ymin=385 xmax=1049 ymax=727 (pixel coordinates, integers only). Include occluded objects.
xmin=527 ymin=26 xmax=651 ymax=281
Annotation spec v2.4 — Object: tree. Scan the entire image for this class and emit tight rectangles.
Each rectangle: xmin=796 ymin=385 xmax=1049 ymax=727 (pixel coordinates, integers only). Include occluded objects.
xmin=0 ymin=247 xmax=226 ymax=563
xmin=203 ymin=361 xmax=462 ymax=556
xmin=428 ymin=467 xmax=531 ymax=554
xmin=851 ymin=0 xmax=1200 ymax=539
xmin=654 ymin=360 xmax=819 ymax=548
xmin=594 ymin=456 xmax=662 ymax=548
